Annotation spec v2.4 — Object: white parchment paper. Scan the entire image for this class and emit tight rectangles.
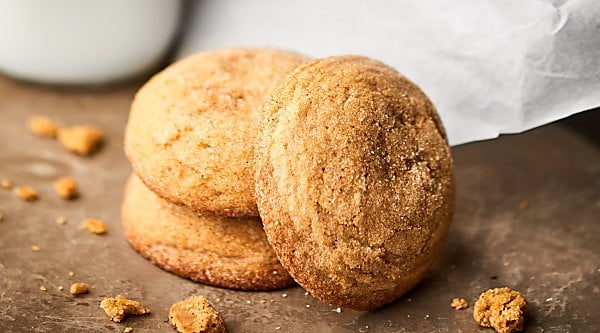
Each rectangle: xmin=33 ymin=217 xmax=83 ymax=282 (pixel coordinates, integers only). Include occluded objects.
xmin=179 ymin=0 xmax=600 ymax=145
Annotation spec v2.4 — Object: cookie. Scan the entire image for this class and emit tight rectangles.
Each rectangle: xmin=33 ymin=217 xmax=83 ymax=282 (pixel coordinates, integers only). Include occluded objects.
xmin=255 ymin=56 xmax=455 ymax=310
xmin=121 ymin=175 xmax=294 ymax=291
xmin=125 ymin=48 xmax=308 ymax=217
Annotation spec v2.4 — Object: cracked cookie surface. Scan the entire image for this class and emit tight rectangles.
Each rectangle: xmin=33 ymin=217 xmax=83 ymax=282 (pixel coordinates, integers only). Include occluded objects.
xmin=125 ymin=48 xmax=307 ymax=217
xmin=255 ymin=55 xmax=455 ymax=310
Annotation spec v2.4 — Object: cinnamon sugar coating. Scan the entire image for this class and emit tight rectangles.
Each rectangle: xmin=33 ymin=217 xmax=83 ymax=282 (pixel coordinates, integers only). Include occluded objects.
xmin=125 ymin=48 xmax=307 ymax=217
xmin=255 ymin=56 xmax=455 ymax=310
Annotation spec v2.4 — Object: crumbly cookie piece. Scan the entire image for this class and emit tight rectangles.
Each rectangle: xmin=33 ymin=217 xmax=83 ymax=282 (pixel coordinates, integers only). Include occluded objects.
xmin=14 ymin=186 xmax=39 ymax=201
xmin=122 ymin=175 xmax=293 ymax=291
xmin=57 ymin=125 xmax=103 ymax=155
xmin=473 ymin=287 xmax=527 ymax=333
xmin=31 ymin=244 xmax=41 ymax=252
xmin=1 ymin=178 xmax=12 ymax=189
xmin=69 ymin=283 xmax=89 ymax=295
xmin=53 ymin=176 xmax=79 ymax=199
xmin=451 ymin=298 xmax=468 ymax=310
xmin=82 ymin=218 xmax=107 ymax=235
xmin=125 ymin=48 xmax=308 ymax=217
xmin=100 ymin=295 xmax=150 ymax=322
xmin=169 ymin=295 xmax=227 ymax=333
xmin=255 ymin=56 xmax=454 ymax=310
xmin=28 ymin=115 xmax=59 ymax=138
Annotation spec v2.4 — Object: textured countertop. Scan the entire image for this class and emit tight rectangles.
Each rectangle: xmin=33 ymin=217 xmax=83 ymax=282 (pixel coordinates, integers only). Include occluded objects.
xmin=0 ymin=75 xmax=598 ymax=332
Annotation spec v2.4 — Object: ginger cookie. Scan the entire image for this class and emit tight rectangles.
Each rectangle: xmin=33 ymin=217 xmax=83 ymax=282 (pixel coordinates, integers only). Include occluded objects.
xmin=121 ymin=175 xmax=294 ymax=291
xmin=125 ymin=48 xmax=308 ymax=217
xmin=255 ymin=56 xmax=455 ymax=310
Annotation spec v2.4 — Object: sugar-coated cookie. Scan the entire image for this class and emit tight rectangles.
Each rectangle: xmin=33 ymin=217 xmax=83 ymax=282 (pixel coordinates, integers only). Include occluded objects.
xmin=125 ymin=48 xmax=308 ymax=217
xmin=122 ymin=175 xmax=294 ymax=291
xmin=255 ymin=56 xmax=455 ymax=310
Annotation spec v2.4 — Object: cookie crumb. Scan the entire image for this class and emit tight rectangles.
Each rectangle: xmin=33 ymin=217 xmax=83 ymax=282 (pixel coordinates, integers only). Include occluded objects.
xmin=169 ymin=295 xmax=226 ymax=333
xmin=473 ymin=287 xmax=527 ymax=333
xmin=70 ymin=283 xmax=89 ymax=295
xmin=281 ymin=293 xmax=288 ymax=298
xmin=53 ymin=176 xmax=79 ymax=199
xmin=450 ymin=298 xmax=468 ymax=310
xmin=31 ymin=244 xmax=41 ymax=252
xmin=82 ymin=218 xmax=107 ymax=235
xmin=1 ymin=178 xmax=12 ymax=189
xmin=28 ymin=115 xmax=59 ymax=138
xmin=58 ymin=285 xmax=64 ymax=291
xmin=333 ymin=307 xmax=342 ymax=313
xmin=14 ymin=186 xmax=38 ymax=201
xmin=68 ymin=271 xmax=75 ymax=277
xmin=124 ymin=327 xmax=133 ymax=333
xmin=100 ymin=295 xmax=149 ymax=323
xmin=40 ymin=286 xmax=47 ymax=292
xmin=56 ymin=217 xmax=67 ymax=225
xmin=57 ymin=125 xmax=103 ymax=155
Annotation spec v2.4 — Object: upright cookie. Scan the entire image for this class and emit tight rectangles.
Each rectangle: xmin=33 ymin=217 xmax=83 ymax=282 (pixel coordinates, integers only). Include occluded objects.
xmin=255 ymin=56 xmax=455 ymax=310
xmin=125 ymin=48 xmax=308 ymax=217
xmin=122 ymin=175 xmax=294 ymax=291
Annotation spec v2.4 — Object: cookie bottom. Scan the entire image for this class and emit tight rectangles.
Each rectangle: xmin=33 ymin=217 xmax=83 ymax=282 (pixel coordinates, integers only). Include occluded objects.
xmin=121 ymin=175 xmax=294 ymax=291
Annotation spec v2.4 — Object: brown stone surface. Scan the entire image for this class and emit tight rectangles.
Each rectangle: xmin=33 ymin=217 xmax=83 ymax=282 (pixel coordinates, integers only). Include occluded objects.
xmin=0 ymin=74 xmax=598 ymax=332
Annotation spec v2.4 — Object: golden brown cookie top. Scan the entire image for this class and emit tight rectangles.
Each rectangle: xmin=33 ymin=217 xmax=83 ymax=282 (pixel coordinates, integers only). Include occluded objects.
xmin=255 ymin=55 xmax=455 ymax=310
xmin=125 ymin=48 xmax=308 ymax=217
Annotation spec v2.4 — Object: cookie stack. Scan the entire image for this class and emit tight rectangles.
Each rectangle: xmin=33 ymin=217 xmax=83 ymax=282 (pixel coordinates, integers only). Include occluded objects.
xmin=123 ymin=48 xmax=307 ymax=290
xmin=123 ymin=48 xmax=455 ymax=310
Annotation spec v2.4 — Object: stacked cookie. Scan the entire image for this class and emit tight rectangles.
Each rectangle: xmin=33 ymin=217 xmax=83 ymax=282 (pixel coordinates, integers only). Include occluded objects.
xmin=123 ymin=48 xmax=455 ymax=310
xmin=123 ymin=48 xmax=308 ymax=290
